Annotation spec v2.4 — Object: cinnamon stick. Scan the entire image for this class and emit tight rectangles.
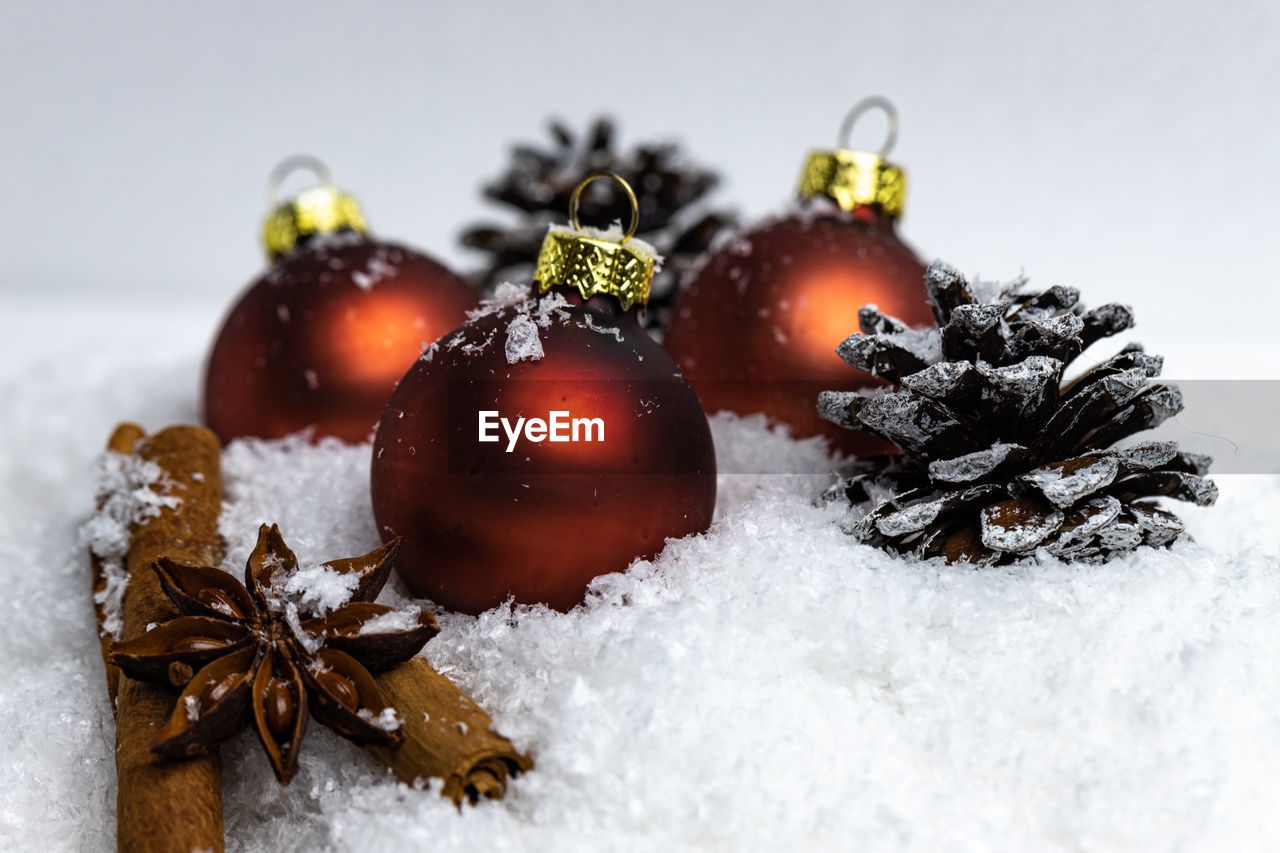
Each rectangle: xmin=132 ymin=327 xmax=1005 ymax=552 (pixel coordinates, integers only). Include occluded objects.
xmin=91 ymin=421 xmax=147 ymax=708
xmin=371 ymin=658 xmax=533 ymax=805
xmin=94 ymin=421 xmax=529 ymax=834
xmin=110 ymin=425 xmax=226 ymax=853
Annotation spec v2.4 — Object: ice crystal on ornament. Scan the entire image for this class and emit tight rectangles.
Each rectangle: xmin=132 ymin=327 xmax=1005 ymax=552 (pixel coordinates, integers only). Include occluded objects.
xmin=350 ymin=252 xmax=399 ymax=291
xmin=505 ymin=313 xmax=544 ymax=364
xmin=820 ymin=260 xmax=1217 ymax=564
xmin=466 ymin=282 xmax=530 ymax=321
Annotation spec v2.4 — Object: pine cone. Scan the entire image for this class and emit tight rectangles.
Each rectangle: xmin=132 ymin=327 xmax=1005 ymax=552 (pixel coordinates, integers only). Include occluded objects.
xmin=459 ymin=117 xmax=737 ymax=331
xmin=819 ymin=260 xmax=1217 ymax=564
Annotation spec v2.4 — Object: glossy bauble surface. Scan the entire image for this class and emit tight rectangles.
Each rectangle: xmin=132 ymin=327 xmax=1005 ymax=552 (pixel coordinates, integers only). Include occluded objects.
xmin=371 ymin=291 xmax=716 ymax=614
xmin=205 ymin=237 xmax=477 ymax=443
xmin=664 ymin=206 xmax=933 ymax=455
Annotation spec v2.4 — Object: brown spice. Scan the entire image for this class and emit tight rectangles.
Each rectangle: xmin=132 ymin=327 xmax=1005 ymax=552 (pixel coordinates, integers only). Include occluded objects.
xmin=113 ymin=528 xmax=436 ymax=785
xmin=95 ymin=420 xmax=530 ymax=848
xmin=91 ymin=421 xmax=146 ymax=707
xmin=372 ymin=658 xmax=533 ymax=806
xmin=109 ymin=425 xmax=226 ymax=853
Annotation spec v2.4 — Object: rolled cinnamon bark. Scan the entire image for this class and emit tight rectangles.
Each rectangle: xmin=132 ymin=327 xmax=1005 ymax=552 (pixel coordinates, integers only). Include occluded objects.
xmin=110 ymin=425 xmax=226 ymax=853
xmin=94 ymin=421 xmax=528 ymax=839
xmin=91 ymin=421 xmax=147 ymax=708
xmin=371 ymin=658 xmax=532 ymax=805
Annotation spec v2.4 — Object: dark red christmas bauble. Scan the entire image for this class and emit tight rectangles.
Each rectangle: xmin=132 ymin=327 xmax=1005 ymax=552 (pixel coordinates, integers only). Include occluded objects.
xmin=370 ymin=289 xmax=717 ymax=613
xmin=665 ymin=98 xmax=936 ymax=456
xmin=205 ymin=236 xmax=477 ymax=443
xmin=664 ymin=205 xmax=931 ymax=454
xmin=204 ymin=159 xmax=480 ymax=444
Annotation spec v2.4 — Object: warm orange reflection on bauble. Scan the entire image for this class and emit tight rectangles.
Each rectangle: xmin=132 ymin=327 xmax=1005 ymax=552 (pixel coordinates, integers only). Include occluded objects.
xmin=664 ymin=207 xmax=933 ymax=455
xmin=371 ymin=294 xmax=716 ymax=614
xmin=204 ymin=239 xmax=477 ymax=443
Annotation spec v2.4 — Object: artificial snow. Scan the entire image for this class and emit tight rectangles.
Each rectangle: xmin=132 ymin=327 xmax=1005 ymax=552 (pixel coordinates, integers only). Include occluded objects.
xmin=504 ymin=314 xmax=544 ymax=364
xmin=1021 ymin=456 xmax=1121 ymax=508
xmin=464 ymin=282 xmax=529 ymax=321
xmin=79 ymin=449 xmax=182 ymax=639
xmin=541 ymin=221 xmax=663 ymax=270
xmin=357 ymin=707 xmax=404 ymax=734
xmin=350 ymin=252 xmax=399 ymax=291
xmin=2 ymin=341 xmax=1280 ymax=852
xmin=451 ymin=286 xmax=574 ymax=364
xmin=357 ymin=609 xmax=422 ymax=636
xmin=279 ymin=563 xmax=360 ymax=616
xmin=884 ymin=326 xmax=943 ymax=364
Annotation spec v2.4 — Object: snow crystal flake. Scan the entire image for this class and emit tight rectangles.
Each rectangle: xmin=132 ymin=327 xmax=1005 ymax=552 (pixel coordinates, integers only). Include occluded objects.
xmin=356 ymin=609 xmax=421 ymax=635
xmin=885 ymin=327 xmax=943 ymax=364
xmin=280 ymin=563 xmax=360 ymax=616
xmin=459 ymin=325 xmax=498 ymax=357
xmin=580 ymin=312 xmax=624 ymax=342
xmin=351 ymin=255 xmax=398 ymax=291
xmin=79 ymin=449 xmax=183 ymax=639
xmin=532 ymin=291 xmax=572 ymax=327
xmin=504 ymin=313 xmax=544 ymax=364
xmin=283 ymin=601 xmax=321 ymax=654
xmin=466 ymin=282 xmax=530 ymax=321
xmin=357 ymin=707 xmax=403 ymax=733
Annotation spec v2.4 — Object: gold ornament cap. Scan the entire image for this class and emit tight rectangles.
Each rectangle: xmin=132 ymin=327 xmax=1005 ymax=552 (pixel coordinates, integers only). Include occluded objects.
xmin=532 ymin=172 xmax=658 ymax=311
xmin=797 ymin=96 xmax=907 ymax=217
xmin=261 ymin=155 xmax=369 ymax=259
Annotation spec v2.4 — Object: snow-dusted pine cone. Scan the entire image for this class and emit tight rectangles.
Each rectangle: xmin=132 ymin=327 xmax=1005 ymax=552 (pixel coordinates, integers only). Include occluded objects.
xmin=819 ymin=260 xmax=1217 ymax=564
xmin=459 ymin=117 xmax=736 ymax=332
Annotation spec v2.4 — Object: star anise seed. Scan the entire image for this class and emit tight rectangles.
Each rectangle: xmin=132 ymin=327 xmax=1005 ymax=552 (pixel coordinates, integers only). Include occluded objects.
xmin=109 ymin=523 xmax=439 ymax=784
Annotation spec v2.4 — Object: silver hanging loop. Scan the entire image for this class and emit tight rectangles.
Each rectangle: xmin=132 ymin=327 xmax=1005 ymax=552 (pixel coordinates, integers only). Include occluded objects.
xmin=837 ymin=96 xmax=899 ymax=158
xmin=265 ymin=154 xmax=335 ymax=207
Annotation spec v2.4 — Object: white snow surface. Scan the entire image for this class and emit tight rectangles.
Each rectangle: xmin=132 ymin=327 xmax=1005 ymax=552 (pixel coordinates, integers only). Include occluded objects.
xmin=2 ymin=342 xmax=1279 ymax=852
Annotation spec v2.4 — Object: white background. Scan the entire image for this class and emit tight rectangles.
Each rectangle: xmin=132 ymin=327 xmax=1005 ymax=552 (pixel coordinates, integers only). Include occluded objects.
xmin=2 ymin=0 xmax=1278 ymax=368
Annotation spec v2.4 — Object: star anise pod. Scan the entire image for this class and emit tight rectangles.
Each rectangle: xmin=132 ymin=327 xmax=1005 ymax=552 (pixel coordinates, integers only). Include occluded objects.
xmin=109 ymin=524 xmax=439 ymax=784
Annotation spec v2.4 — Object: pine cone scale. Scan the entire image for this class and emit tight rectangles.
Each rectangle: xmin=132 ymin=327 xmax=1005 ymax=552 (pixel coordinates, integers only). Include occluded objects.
xmin=823 ymin=260 xmax=1216 ymax=565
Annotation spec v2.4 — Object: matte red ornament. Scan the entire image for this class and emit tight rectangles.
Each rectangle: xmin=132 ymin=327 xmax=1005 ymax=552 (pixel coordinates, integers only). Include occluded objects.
xmin=664 ymin=98 xmax=934 ymax=456
xmin=204 ymin=158 xmax=478 ymax=444
xmin=371 ymin=174 xmax=716 ymax=614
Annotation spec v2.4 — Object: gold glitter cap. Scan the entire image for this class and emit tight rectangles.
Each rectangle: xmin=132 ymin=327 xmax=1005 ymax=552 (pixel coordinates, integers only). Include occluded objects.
xmin=261 ymin=155 xmax=368 ymax=259
xmin=796 ymin=96 xmax=908 ymax=218
xmin=532 ymin=172 xmax=657 ymax=311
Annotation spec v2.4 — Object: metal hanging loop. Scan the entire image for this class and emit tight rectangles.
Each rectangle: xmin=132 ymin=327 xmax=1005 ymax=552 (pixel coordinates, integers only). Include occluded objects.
xmin=265 ymin=154 xmax=335 ymax=207
xmin=837 ymin=96 xmax=899 ymax=158
xmin=568 ymin=171 xmax=640 ymax=244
